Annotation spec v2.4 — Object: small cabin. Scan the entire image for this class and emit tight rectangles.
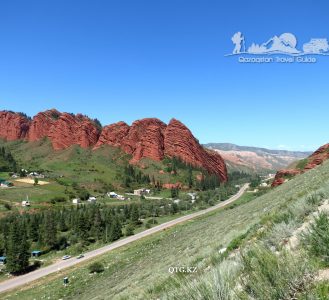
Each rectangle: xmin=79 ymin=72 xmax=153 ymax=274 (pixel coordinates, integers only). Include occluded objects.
xmin=0 ymin=256 xmax=6 ymax=264
xmin=107 ymin=192 xmax=118 ymax=198
xmin=31 ymin=250 xmax=42 ymax=257
xmin=88 ymin=197 xmax=97 ymax=203
xmin=22 ymin=200 xmax=31 ymax=207
xmin=72 ymin=198 xmax=81 ymax=205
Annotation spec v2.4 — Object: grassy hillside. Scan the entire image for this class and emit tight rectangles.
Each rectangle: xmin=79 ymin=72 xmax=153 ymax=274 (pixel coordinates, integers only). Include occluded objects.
xmin=0 ymin=138 xmax=220 ymax=189
xmin=3 ymin=158 xmax=329 ymax=299
xmin=0 ymin=138 xmax=219 ymax=213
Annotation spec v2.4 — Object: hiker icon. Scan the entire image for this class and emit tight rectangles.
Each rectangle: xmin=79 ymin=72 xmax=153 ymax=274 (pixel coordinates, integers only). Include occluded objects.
xmin=232 ymin=32 xmax=245 ymax=54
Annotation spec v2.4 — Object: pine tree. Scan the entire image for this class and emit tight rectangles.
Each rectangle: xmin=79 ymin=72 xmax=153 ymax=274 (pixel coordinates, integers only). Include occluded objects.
xmin=29 ymin=215 xmax=39 ymax=242
xmin=130 ymin=204 xmax=140 ymax=224
xmin=42 ymin=212 xmax=57 ymax=249
xmin=109 ymin=216 xmax=122 ymax=241
xmin=6 ymin=220 xmax=30 ymax=273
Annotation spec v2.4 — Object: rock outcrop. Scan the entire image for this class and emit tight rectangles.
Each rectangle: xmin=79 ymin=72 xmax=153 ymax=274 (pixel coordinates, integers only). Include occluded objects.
xmin=272 ymin=169 xmax=302 ymax=187
xmin=0 ymin=111 xmax=30 ymax=141
xmin=164 ymin=119 xmax=227 ymax=182
xmin=96 ymin=118 xmax=227 ymax=182
xmin=28 ymin=109 xmax=61 ymax=142
xmin=95 ymin=121 xmax=130 ymax=149
xmin=28 ymin=110 xmax=100 ymax=150
xmin=0 ymin=109 xmax=228 ymax=181
xmin=272 ymin=143 xmax=329 ymax=187
xmin=48 ymin=113 xmax=100 ymax=150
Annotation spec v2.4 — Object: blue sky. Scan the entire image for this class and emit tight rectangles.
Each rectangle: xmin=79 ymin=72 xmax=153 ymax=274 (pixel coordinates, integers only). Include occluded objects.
xmin=1 ymin=0 xmax=328 ymax=151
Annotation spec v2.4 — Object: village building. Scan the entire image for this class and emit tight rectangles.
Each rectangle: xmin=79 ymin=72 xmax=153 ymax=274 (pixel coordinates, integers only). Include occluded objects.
xmin=133 ymin=188 xmax=151 ymax=196
xmin=72 ymin=198 xmax=81 ymax=205
xmin=107 ymin=192 xmax=118 ymax=198
xmin=88 ymin=196 xmax=97 ymax=203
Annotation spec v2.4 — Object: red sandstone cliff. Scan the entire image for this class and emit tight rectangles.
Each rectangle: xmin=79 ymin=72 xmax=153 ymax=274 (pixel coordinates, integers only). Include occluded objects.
xmin=272 ymin=143 xmax=329 ymax=187
xmin=28 ymin=110 xmax=100 ymax=149
xmin=0 ymin=110 xmax=227 ymax=181
xmin=0 ymin=111 xmax=30 ymax=141
xmin=164 ymin=119 xmax=227 ymax=182
xmin=28 ymin=109 xmax=61 ymax=142
xmin=48 ymin=113 xmax=100 ymax=150
xmin=96 ymin=118 xmax=227 ymax=182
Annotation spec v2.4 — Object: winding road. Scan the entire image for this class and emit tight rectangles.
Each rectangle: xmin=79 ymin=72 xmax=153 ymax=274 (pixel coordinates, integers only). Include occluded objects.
xmin=0 ymin=183 xmax=249 ymax=294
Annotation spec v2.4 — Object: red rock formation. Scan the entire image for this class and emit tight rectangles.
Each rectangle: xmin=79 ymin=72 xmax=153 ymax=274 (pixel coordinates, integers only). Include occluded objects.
xmin=95 ymin=118 xmax=167 ymax=163
xmin=272 ymin=169 xmax=301 ymax=187
xmin=0 ymin=111 xmax=30 ymax=141
xmin=121 ymin=118 xmax=167 ymax=163
xmin=272 ymin=143 xmax=329 ymax=187
xmin=0 ymin=109 xmax=228 ymax=181
xmin=48 ymin=113 xmax=100 ymax=150
xmin=162 ymin=182 xmax=182 ymax=189
xmin=96 ymin=117 xmax=227 ymax=181
xmin=305 ymin=143 xmax=329 ymax=170
xmin=28 ymin=109 xmax=61 ymax=141
xmin=164 ymin=119 xmax=228 ymax=182
xmin=95 ymin=121 xmax=130 ymax=149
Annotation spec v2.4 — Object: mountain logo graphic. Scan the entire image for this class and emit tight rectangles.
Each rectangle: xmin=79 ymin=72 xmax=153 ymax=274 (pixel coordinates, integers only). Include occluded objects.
xmin=228 ymin=32 xmax=329 ymax=56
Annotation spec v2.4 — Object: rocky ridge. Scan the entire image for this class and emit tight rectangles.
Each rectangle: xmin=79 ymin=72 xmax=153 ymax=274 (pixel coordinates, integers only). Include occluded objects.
xmin=0 ymin=110 xmax=228 ymax=182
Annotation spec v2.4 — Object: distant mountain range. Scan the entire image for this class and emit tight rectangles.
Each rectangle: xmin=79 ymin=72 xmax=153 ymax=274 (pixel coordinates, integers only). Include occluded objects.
xmin=204 ymin=143 xmax=312 ymax=173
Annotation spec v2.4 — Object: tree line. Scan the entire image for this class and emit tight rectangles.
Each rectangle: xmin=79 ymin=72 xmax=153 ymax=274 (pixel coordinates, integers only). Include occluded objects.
xmin=0 ymin=147 xmax=18 ymax=173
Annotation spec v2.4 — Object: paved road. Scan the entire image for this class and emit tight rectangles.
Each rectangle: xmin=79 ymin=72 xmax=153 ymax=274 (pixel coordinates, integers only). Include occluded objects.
xmin=0 ymin=184 xmax=249 ymax=294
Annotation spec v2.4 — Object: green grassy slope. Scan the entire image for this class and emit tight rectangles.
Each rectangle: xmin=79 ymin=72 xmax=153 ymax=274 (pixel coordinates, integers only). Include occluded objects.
xmin=3 ymin=159 xmax=329 ymax=299
xmin=0 ymin=138 xmax=207 ymax=189
xmin=0 ymin=139 xmax=207 ymax=211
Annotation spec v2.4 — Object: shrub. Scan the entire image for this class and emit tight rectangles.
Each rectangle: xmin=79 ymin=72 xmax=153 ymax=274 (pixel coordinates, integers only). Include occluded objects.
xmin=4 ymin=203 xmax=12 ymax=210
xmin=125 ymin=223 xmax=135 ymax=236
xmin=226 ymin=232 xmax=248 ymax=252
xmin=50 ymin=196 xmax=67 ymax=204
xmin=298 ymin=281 xmax=329 ymax=300
xmin=264 ymin=221 xmax=297 ymax=250
xmin=302 ymin=212 xmax=329 ymax=267
xmin=239 ymin=245 xmax=314 ymax=300
xmin=88 ymin=262 xmax=104 ymax=273
xmin=164 ymin=259 xmax=240 ymax=300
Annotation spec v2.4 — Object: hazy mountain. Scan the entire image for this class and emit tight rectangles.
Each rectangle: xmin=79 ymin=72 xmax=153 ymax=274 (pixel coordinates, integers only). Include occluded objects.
xmin=205 ymin=143 xmax=312 ymax=173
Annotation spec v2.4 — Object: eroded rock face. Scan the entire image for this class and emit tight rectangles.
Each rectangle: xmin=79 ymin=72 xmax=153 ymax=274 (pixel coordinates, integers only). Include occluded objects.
xmin=272 ymin=169 xmax=301 ymax=187
xmin=164 ymin=119 xmax=228 ymax=182
xmin=28 ymin=109 xmax=61 ymax=142
xmin=0 ymin=111 xmax=30 ymax=141
xmin=48 ymin=113 xmax=100 ymax=150
xmin=272 ymin=143 xmax=329 ymax=187
xmin=305 ymin=144 xmax=329 ymax=170
xmin=97 ymin=117 xmax=228 ymax=181
xmin=121 ymin=118 xmax=167 ymax=163
xmin=95 ymin=121 xmax=130 ymax=149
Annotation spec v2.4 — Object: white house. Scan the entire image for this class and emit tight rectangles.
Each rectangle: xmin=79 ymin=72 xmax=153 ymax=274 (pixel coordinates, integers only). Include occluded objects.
xmin=72 ymin=198 xmax=81 ymax=204
xmin=107 ymin=192 xmax=118 ymax=198
xmin=187 ymin=193 xmax=197 ymax=200
xmin=134 ymin=189 xmax=145 ymax=196
xmin=88 ymin=197 xmax=97 ymax=203
xmin=28 ymin=172 xmax=45 ymax=179
xmin=134 ymin=188 xmax=151 ymax=196
xmin=22 ymin=200 xmax=31 ymax=207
